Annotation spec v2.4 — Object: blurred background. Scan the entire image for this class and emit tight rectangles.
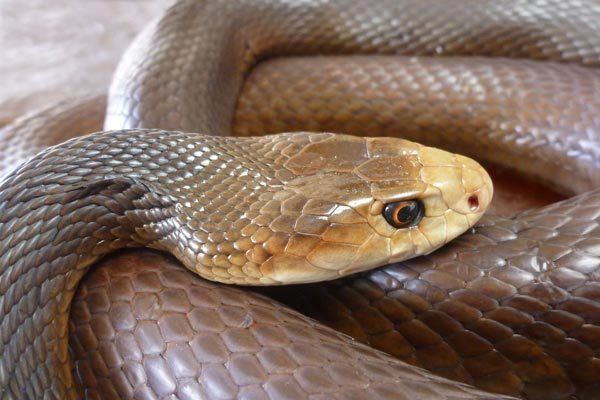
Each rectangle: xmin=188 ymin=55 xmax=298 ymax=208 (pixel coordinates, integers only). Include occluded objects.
xmin=0 ymin=0 xmax=171 ymax=127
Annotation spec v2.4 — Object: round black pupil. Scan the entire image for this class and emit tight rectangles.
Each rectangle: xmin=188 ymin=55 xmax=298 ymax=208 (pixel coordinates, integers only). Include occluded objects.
xmin=383 ymin=200 xmax=423 ymax=228
xmin=395 ymin=203 xmax=416 ymax=222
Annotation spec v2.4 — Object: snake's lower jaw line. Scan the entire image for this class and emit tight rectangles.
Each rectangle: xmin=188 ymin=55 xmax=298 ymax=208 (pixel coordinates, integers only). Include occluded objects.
xmin=260 ymin=255 xmax=341 ymax=285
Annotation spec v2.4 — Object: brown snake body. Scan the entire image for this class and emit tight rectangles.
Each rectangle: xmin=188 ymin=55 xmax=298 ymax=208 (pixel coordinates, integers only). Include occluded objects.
xmin=0 ymin=0 xmax=598 ymax=399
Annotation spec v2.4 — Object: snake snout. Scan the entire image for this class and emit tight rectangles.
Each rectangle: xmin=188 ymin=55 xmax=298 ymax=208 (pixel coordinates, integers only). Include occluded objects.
xmin=419 ymin=148 xmax=493 ymax=217
xmin=412 ymin=147 xmax=493 ymax=253
xmin=453 ymin=155 xmax=493 ymax=219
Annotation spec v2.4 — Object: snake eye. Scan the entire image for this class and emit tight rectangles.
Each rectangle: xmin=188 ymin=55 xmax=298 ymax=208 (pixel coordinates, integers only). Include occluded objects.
xmin=383 ymin=200 xmax=424 ymax=229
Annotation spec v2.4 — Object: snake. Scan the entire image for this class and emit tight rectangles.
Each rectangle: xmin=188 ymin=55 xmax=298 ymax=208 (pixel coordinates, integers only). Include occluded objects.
xmin=0 ymin=0 xmax=598 ymax=399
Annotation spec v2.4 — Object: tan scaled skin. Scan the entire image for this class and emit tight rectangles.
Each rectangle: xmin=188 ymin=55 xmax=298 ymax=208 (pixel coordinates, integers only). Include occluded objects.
xmin=3 ymin=1 xmax=597 ymax=398
xmin=159 ymin=133 xmax=492 ymax=286
xmin=0 ymin=129 xmax=490 ymax=399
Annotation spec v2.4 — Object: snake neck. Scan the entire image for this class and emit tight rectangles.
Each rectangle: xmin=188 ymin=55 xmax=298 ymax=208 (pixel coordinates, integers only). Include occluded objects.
xmin=0 ymin=130 xmax=207 ymax=399
xmin=0 ymin=128 xmax=302 ymax=398
xmin=0 ymin=182 xmax=175 ymax=399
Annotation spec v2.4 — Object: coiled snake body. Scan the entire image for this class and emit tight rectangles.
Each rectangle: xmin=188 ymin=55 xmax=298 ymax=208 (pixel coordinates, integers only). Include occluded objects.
xmin=0 ymin=1 xmax=598 ymax=399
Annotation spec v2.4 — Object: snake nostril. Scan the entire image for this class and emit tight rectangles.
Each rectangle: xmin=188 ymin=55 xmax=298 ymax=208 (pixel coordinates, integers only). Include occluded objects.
xmin=468 ymin=194 xmax=479 ymax=211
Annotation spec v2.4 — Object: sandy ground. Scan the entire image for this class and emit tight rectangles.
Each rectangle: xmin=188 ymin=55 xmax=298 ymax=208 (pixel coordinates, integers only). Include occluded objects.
xmin=0 ymin=0 xmax=171 ymax=125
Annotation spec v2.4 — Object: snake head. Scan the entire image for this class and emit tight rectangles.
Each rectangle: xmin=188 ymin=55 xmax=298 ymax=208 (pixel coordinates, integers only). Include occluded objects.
xmin=175 ymin=132 xmax=491 ymax=285
xmin=251 ymin=133 xmax=493 ymax=284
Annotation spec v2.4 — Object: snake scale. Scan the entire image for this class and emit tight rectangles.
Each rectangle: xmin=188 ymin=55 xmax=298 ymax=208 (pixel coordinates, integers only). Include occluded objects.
xmin=0 ymin=0 xmax=598 ymax=399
